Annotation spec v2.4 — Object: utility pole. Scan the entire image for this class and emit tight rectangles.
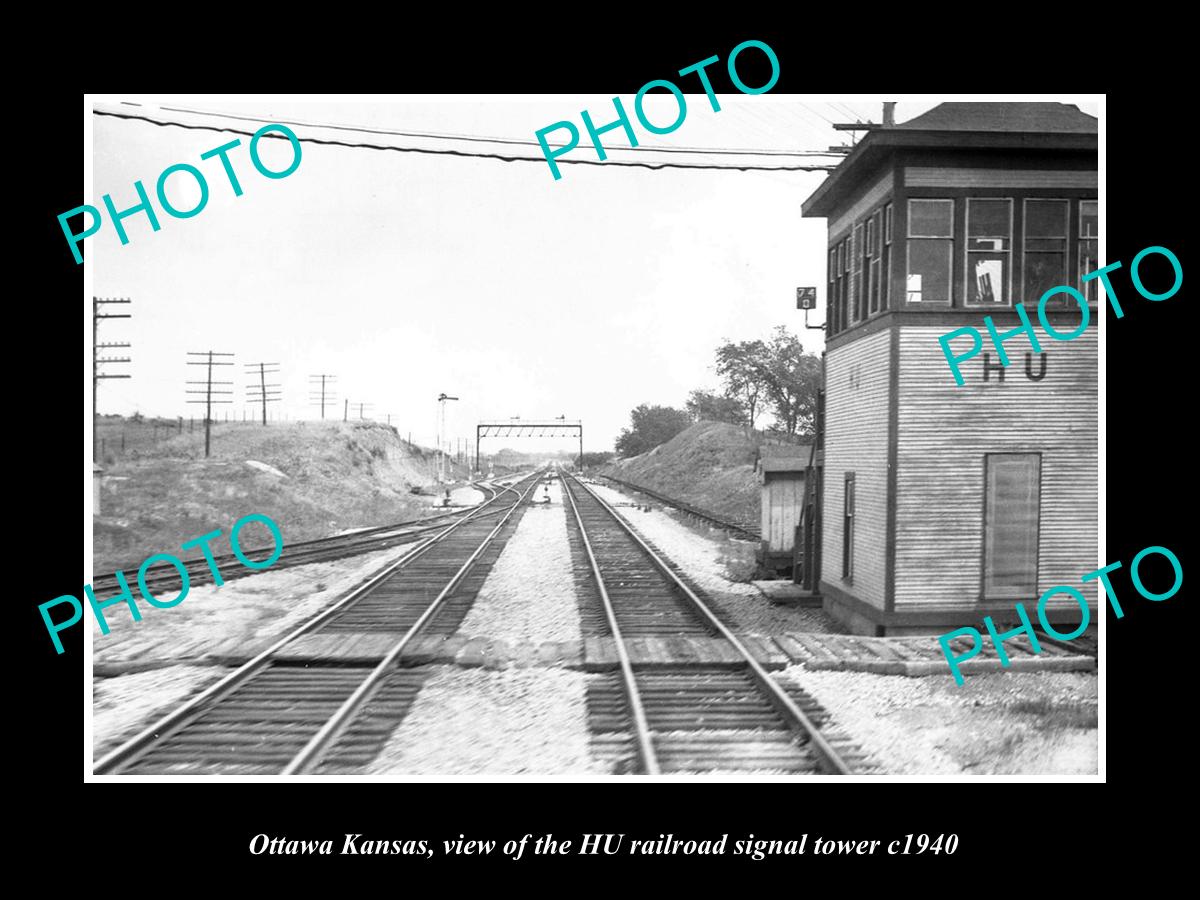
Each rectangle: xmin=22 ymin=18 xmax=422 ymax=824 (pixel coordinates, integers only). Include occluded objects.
xmin=353 ymin=401 xmax=374 ymax=420
xmin=437 ymin=392 xmax=459 ymax=483
xmin=343 ymin=398 xmax=348 ymax=422
xmin=245 ymin=362 xmax=281 ymax=425
xmin=308 ymin=374 xmax=337 ymax=420
xmin=93 ymin=298 xmax=132 ymax=461
xmin=186 ymin=351 xmax=234 ymax=457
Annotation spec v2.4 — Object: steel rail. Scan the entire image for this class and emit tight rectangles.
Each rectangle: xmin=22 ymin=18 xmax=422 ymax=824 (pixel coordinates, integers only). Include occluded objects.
xmin=561 ymin=471 xmax=662 ymax=775
xmin=93 ymin=472 xmax=539 ymax=775
xmin=280 ymin=473 xmax=543 ymax=774
xmin=92 ymin=477 xmax=521 ymax=593
xmin=566 ymin=474 xmax=853 ymax=776
xmin=596 ymin=473 xmax=760 ymax=540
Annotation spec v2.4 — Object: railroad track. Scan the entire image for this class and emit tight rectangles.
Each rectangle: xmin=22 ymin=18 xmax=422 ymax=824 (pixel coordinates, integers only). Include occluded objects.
xmin=93 ymin=470 xmax=543 ymax=775
xmin=92 ymin=474 xmax=530 ymax=596
xmin=562 ymin=472 xmax=860 ymax=775
xmin=595 ymin=473 xmax=761 ymax=541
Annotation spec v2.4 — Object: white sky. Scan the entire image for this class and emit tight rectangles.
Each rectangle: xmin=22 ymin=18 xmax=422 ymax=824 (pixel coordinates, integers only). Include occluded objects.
xmin=91 ymin=95 xmax=1098 ymax=452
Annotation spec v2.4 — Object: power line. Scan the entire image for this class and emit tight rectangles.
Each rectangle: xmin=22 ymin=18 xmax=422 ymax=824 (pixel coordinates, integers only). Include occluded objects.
xmin=153 ymin=102 xmax=846 ymax=159
xmin=787 ymin=104 xmax=841 ymax=143
xmin=245 ymin=362 xmax=281 ymax=426
xmin=308 ymin=374 xmax=337 ymax=420
xmin=93 ymin=109 xmax=837 ymax=174
xmin=831 ymin=102 xmax=861 ymax=121
xmin=186 ymin=350 xmax=234 ymax=457
xmin=94 ymin=297 xmax=132 ymax=462
xmin=799 ymin=102 xmax=837 ymax=125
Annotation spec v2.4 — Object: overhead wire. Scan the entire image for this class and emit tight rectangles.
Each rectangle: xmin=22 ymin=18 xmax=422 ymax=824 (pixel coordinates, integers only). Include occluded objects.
xmin=836 ymin=102 xmax=868 ymax=122
xmin=737 ymin=104 xmax=836 ymax=164
xmin=94 ymin=108 xmax=838 ymax=173
xmin=790 ymin=103 xmax=839 ymax=139
xmin=798 ymin=102 xmax=837 ymax=125
xmin=150 ymin=102 xmax=845 ymax=159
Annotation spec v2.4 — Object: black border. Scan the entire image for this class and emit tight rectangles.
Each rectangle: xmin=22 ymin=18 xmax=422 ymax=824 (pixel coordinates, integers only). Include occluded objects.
xmin=21 ymin=22 xmax=1190 ymax=880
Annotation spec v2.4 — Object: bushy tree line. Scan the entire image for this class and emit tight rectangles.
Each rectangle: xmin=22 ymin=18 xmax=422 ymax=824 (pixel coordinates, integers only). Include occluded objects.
xmin=579 ymin=451 xmax=615 ymax=467
xmin=614 ymin=405 xmax=694 ymax=458
xmin=614 ymin=326 xmax=821 ymax=458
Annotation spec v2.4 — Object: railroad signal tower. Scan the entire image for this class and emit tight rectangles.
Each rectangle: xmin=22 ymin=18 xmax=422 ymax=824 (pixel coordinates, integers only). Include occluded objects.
xmin=437 ymin=393 xmax=459 ymax=483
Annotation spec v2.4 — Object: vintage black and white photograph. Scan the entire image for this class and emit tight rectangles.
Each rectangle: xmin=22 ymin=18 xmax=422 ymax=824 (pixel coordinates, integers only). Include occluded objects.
xmin=84 ymin=93 xmax=1101 ymax=778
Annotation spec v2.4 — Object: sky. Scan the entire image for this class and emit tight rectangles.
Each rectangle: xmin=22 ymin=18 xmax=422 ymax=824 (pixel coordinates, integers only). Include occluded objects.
xmin=90 ymin=95 xmax=1099 ymax=454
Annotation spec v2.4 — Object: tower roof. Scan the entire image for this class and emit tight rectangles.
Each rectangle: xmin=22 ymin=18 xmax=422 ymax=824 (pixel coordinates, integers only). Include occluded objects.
xmin=893 ymin=102 xmax=1097 ymax=134
xmin=802 ymin=101 xmax=1098 ymax=218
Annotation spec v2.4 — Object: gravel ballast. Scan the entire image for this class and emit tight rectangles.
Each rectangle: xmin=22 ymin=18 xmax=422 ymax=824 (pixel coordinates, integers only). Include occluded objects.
xmin=366 ymin=665 xmax=605 ymax=776
xmin=93 ymin=664 xmax=227 ymax=758
xmin=92 ymin=544 xmax=419 ymax=758
xmin=585 ymin=481 xmax=838 ymax=633
xmin=457 ymin=481 xmax=581 ymax=643
xmin=92 ymin=544 xmax=417 ymax=665
xmin=783 ymin=666 xmax=1098 ymax=775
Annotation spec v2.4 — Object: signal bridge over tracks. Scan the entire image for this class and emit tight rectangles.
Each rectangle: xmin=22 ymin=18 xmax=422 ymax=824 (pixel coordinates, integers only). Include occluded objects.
xmin=475 ymin=419 xmax=583 ymax=471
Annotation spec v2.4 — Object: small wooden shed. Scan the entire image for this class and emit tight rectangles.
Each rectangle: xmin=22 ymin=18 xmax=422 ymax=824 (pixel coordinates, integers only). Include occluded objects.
xmin=756 ymin=446 xmax=812 ymax=572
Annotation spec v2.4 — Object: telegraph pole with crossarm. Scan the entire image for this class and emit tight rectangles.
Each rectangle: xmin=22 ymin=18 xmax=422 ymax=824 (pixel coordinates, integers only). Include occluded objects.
xmin=93 ymin=297 xmax=132 ymax=461
xmin=308 ymin=374 xmax=337 ymax=420
xmin=186 ymin=351 xmax=235 ymax=457
xmin=245 ymin=362 xmax=281 ymax=425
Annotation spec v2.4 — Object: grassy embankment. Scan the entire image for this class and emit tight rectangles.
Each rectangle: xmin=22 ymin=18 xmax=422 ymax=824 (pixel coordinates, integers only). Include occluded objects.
xmin=598 ymin=422 xmax=767 ymax=526
xmin=93 ymin=418 xmax=466 ymax=575
xmin=599 ymin=422 xmax=812 ymax=580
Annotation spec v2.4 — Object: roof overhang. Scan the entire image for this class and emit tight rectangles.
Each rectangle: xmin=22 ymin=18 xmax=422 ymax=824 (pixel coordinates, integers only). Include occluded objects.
xmin=802 ymin=130 xmax=1098 ymax=218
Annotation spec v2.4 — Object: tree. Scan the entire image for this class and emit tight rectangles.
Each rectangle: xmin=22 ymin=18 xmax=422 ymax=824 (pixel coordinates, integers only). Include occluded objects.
xmin=760 ymin=325 xmax=822 ymax=438
xmin=579 ymin=451 xmax=615 ymax=468
xmin=685 ymin=389 xmax=747 ymax=426
xmin=615 ymin=404 xmax=693 ymax=458
xmin=715 ymin=339 xmax=771 ymax=431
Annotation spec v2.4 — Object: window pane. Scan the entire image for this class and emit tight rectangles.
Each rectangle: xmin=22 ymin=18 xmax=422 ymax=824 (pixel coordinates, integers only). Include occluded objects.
xmin=1024 ymin=251 xmax=1068 ymax=305
xmin=1079 ymin=200 xmax=1099 ymax=303
xmin=843 ymin=474 xmax=855 ymax=580
xmin=860 ymin=281 xmax=868 ymax=320
xmin=969 ymin=237 xmax=1009 ymax=252
xmin=968 ymin=199 xmax=1011 ymax=237
xmin=968 ymin=253 xmax=1008 ymax=305
xmin=908 ymin=199 xmax=953 ymax=237
xmin=1025 ymin=237 xmax=1064 ymax=252
xmin=853 ymin=225 xmax=863 ymax=271
xmin=1025 ymin=199 xmax=1068 ymax=237
xmin=907 ymin=240 xmax=952 ymax=304
xmin=870 ymin=258 xmax=881 ymax=313
xmin=884 ymin=204 xmax=892 ymax=243
xmin=1080 ymin=200 xmax=1098 ymax=238
xmin=1080 ymin=239 xmax=1099 ymax=302
xmin=882 ymin=244 xmax=890 ymax=309
xmin=984 ymin=455 xmax=1040 ymax=597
